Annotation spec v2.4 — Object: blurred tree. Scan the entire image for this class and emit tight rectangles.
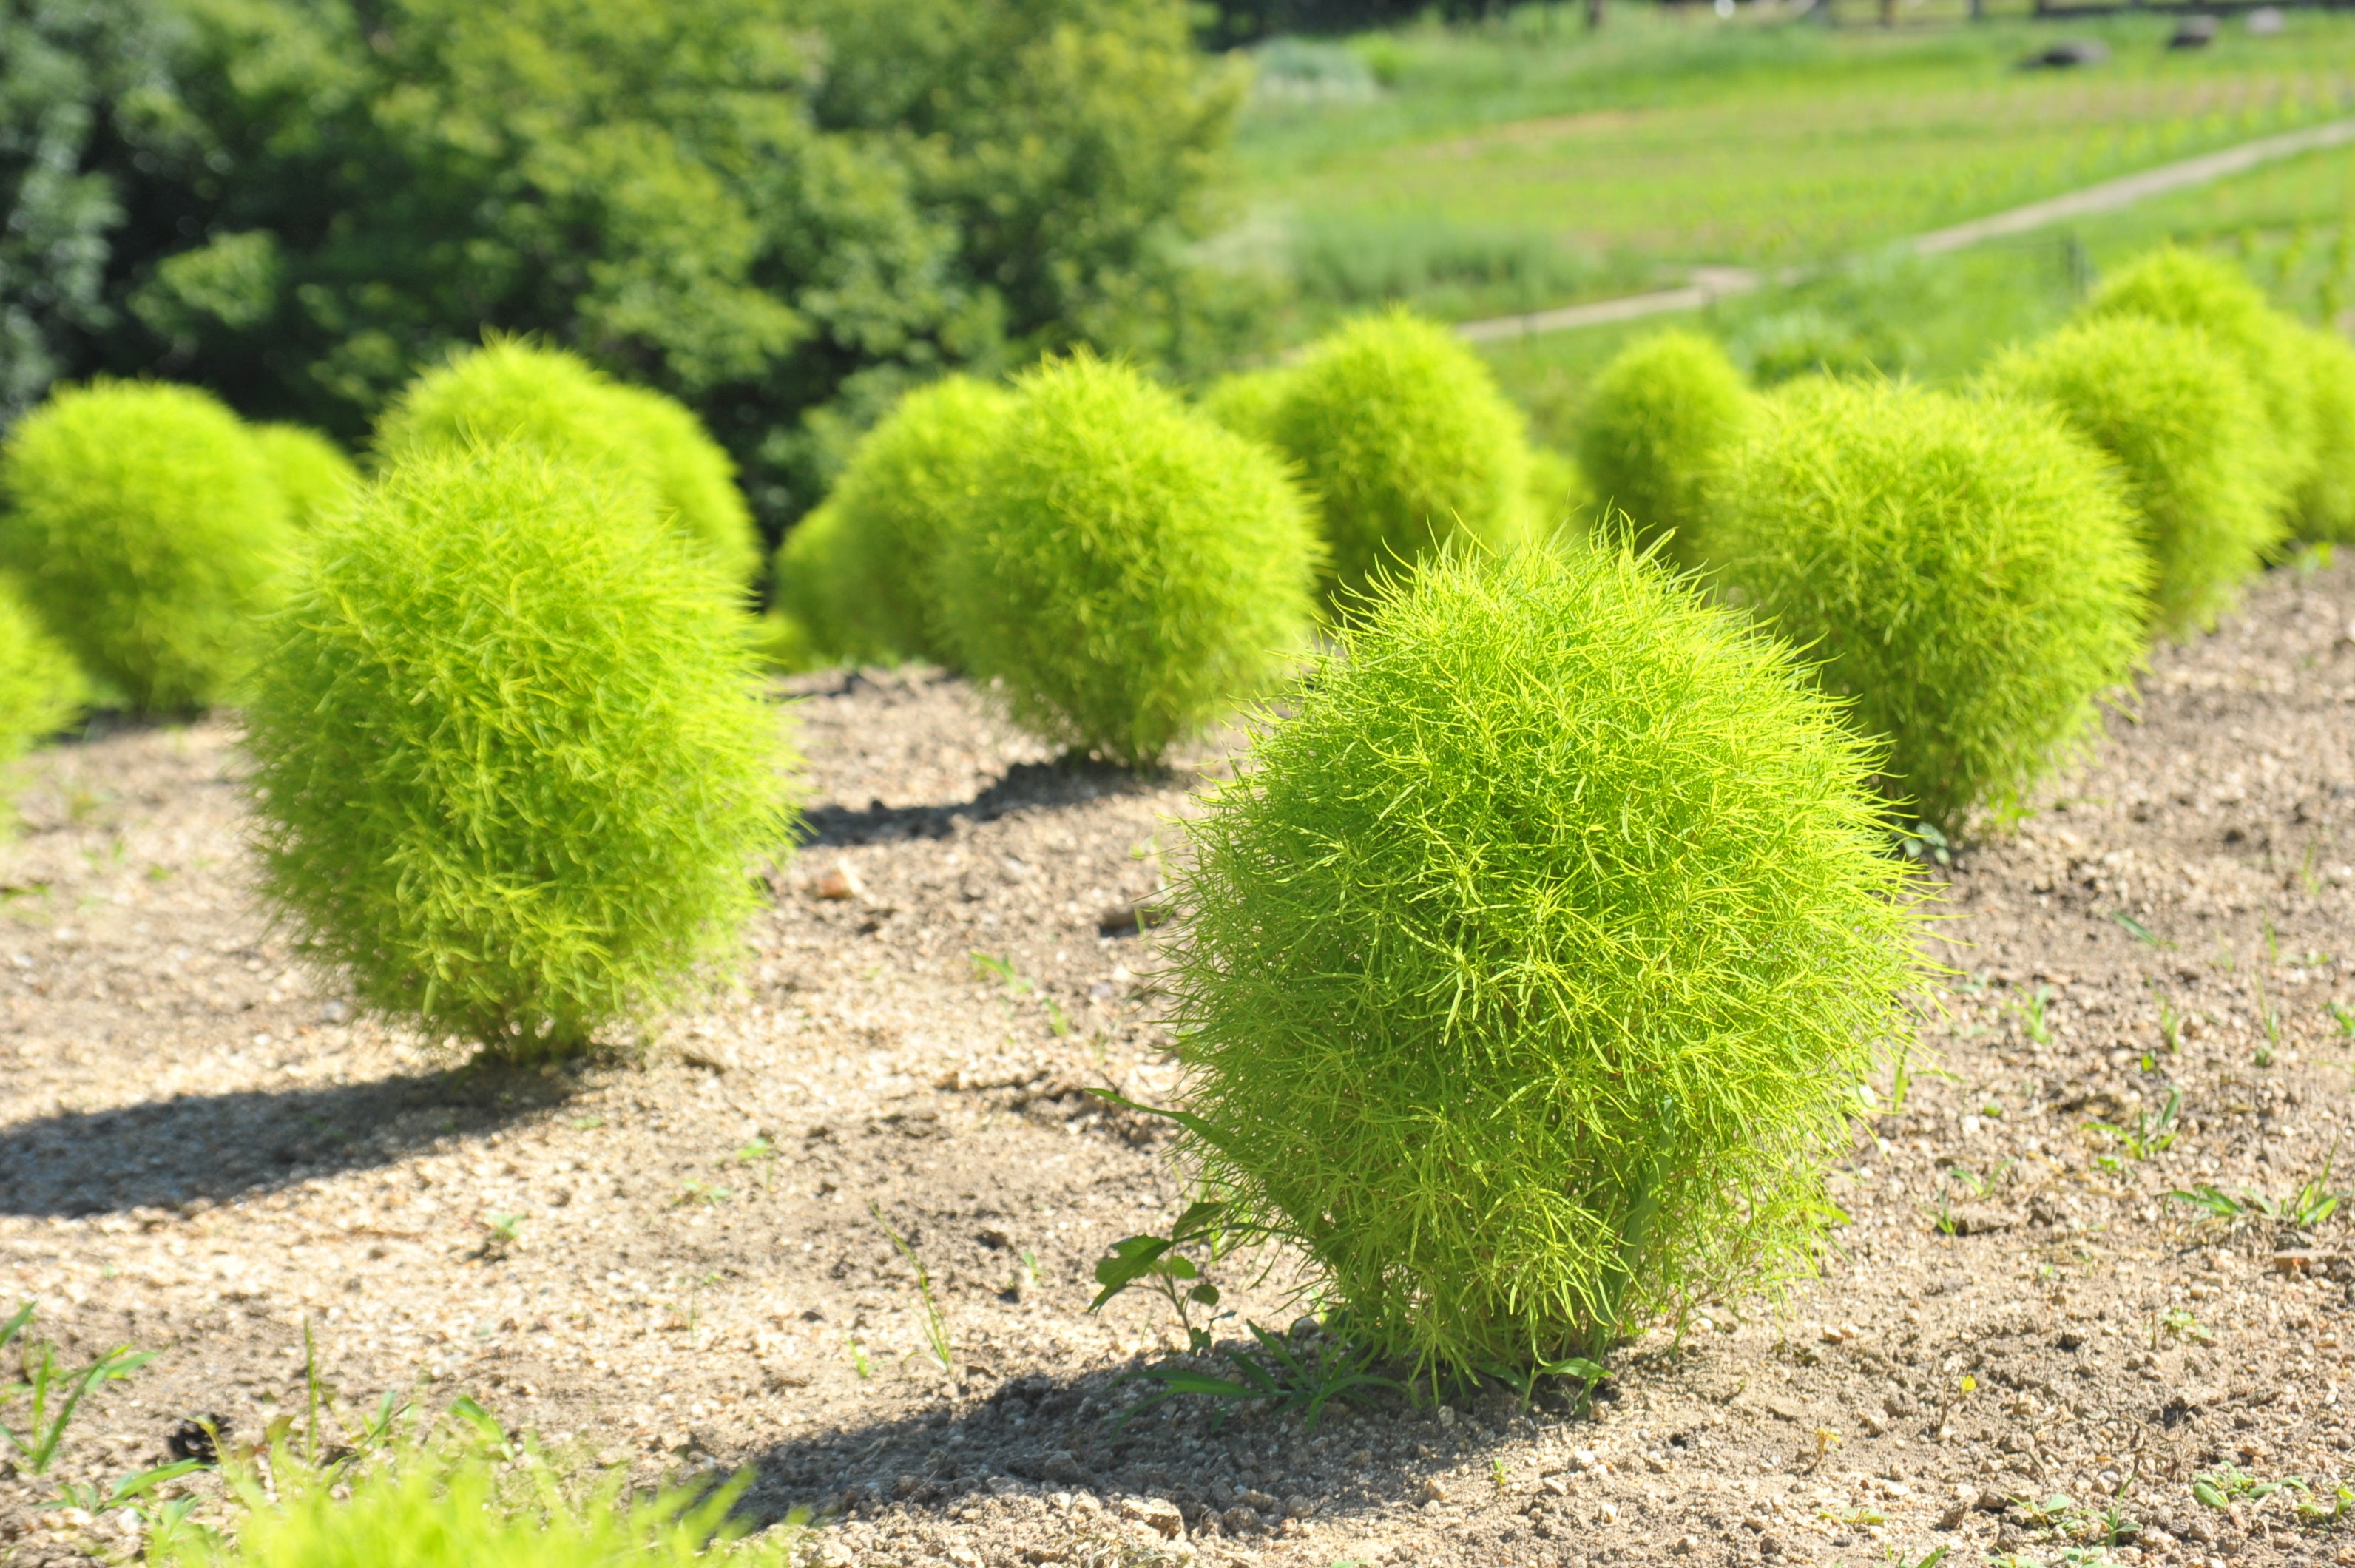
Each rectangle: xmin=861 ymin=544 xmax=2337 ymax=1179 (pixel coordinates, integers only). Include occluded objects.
xmin=0 ymin=0 xmax=1249 ymax=533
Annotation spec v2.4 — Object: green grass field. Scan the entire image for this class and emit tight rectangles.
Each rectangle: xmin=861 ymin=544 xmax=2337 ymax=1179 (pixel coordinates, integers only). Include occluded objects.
xmin=1221 ymin=4 xmax=2355 ymax=443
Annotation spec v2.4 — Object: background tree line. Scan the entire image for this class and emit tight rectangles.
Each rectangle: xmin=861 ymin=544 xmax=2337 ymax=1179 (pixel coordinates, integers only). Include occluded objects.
xmin=0 ymin=0 xmax=1261 ymax=536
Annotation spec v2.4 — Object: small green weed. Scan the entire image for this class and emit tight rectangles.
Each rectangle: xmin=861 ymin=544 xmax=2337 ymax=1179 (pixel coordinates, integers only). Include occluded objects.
xmin=2088 ymin=1088 xmax=2180 ymax=1169
xmin=2013 ymin=986 xmax=2054 ymax=1047
xmin=2153 ymin=987 xmax=2184 ymax=1054
xmin=1089 ymin=1199 xmax=1231 ymax=1354
xmin=1 ymin=1300 xmax=156 ymax=1475
xmin=674 ymin=1178 xmax=732 ymax=1207
xmin=2194 ymin=1464 xmax=2308 ymax=1508
xmin=2170 ymin=1143 xmax=2344 ymax=1231
xmin=2154 ymin=1307 xmax=2214 ymax=1347
xmin=2112 ymin=911 xmax=2166 ymax=947
xmin=734 ymin=1137 xmax=778 ymax=1192
xmin=2292 ymin=1482 xmax=2354 ymax=1528
xmin=1108 ymin=1320 xmax=1399 ymax=1434
xmin=971 ymin=952 xmax=1071 ymax=1038
xmin=873 ymin=1205 xmax=953 ymax=1376
xmin=2330 ymin=1000 xmax=2355 ymax=1038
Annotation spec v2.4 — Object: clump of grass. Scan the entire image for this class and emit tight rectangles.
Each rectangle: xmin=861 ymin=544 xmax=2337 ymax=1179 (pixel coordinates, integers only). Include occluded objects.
xmin=245 ymin=445 xmax=790 ymax=1062
xmin=2294 ymin=324 xmax=2355 ymax=543
xmin=0 ymin=380 xmax=291 ymax=712
xmin=1575 ymin=328 xmax=1751 ymax=564
xmin=0 ymin=582 xmax=82 ymax=774
xmin=1710 ymin=378 xmax=2149 ymax=834
xmin=1165 ymin=546 xmax=1919 ymax=1384
xmin=374 ymin=341 xmax=760 ymax=587
xmin=798 ymin=376 xmax=1009 ymax=666
xmin=251 ymin=423 xmax=360 ymax=531
xmin=1264 ymin=310 xmax=1530 ymax=601
xmin=2084 ymin=246 xmax=2317 ymax=513
xmin=938 ymin=354 xmax=1320 ymax=769
xmin=1981 ymin=315 xmax=2280 ymax=637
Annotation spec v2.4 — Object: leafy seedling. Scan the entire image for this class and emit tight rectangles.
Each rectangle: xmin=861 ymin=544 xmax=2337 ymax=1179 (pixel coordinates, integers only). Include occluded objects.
xmin=2112 ymin=911 xmax=2165 ymax=947
xmin=2171 ymin=1142 xmax=2344 ymax=1231
xmin=2154 ymin=987 xmax=2184 ymax=1054
xmin=2013 ymin=985 xmax=2054 ymax=1047
xmin=2292 ymin=1482 xmax=2353 ymax=1528
xmin=736 ymin=1137 xmax=778 ymax=1192
xmin=675 ymin=1178 xmax=732 ymax=1207
xmin=1109 ymin=1320 xmax=1399 ymax=1433
xmin=2154 ymin=1307 xmax=2214 ymax=1347
xmin=1089 ymin=1199 xmax=1237 ymax=1355
xmin=2194 ymin=1464 xmax=2306 ymax=1508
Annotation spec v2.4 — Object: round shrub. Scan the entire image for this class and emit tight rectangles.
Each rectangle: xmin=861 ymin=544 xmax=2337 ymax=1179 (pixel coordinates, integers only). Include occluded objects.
xmin=937 ymin=354 xmax=1321 ymax=768
xmin=1712 ymin=379 xmax=2149 ymax=833
xmin=245 ymin=445 xmax=790 ymax=1061
xmin=0 ymin=581 xmax=82 ymax=768
xmin=821 ymin=376 xmax=1010 ymax=664
xmin=1166 ymin=545 xmax=1918 ymax=1380
xmin=2084 ymin=246 xmax=2317 ymax=508
xmin=374 ymin=341 xmax=761 ymax=586
xmin=0 ymin=380 xmax=292 ymax=712
xmin=1195 ymin=366 xmax=1296 ymax=448
xmin=1266 ymin=310 xmax=1530 ymax=600
xmin=1981 ymin=315 xmax=2278 ymax=636
xmin=2295 ymin=325 xmax=2355 ymax=542
xmin=769 ymin=501 xmax=882 ymax=667
xmin=253 ymin=422 xmax=361 ymax=531
xmin=1575 ymin=329 xmax=1751 ymax=564
xmin=1524 ymin=445 xmax=1589 ymax=543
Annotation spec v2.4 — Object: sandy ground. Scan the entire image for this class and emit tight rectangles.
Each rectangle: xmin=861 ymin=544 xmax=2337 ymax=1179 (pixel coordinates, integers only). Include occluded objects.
xmin=1 ymin=561 xmax=2353 ymax=1568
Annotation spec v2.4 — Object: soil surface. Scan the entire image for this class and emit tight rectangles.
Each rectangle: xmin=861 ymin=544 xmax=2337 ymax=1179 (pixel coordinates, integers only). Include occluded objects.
xmin=3 ymin=563 xmax=2354 ymax=1568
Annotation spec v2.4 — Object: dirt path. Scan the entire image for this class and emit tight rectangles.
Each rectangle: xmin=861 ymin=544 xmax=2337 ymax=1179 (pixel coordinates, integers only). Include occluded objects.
xmin=2 ymin=563 xmax=2354 ymax=1567
xmin=1451 ymin=115 xmax=2355 ymax=345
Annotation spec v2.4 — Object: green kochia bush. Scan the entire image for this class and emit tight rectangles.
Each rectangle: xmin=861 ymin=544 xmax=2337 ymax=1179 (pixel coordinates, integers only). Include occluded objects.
xmin=1166 ymin=547 xmax=1918 ymax=1381
xmin=769 ymin=501 xmax=879 ymax=667
xmin=374 ymin=342 xmax=762 ymax=587
xmin=0 ymin=581 xmax=81 ymax=768
xmin=939 ymin=355 xmax=1320 ymax=768
xmin=1266 ymin=311 xmax=1530 ymax=599
xmin=814 ymin=376 xmax=1010 ymax=665
xmin=246 ymin=446 xmax=789 ymax=1061
xmin=1981 ymin=316 xmax=2277 ymax=637
xmin=253 ymin=423 xmax=362 ymax=530
xmin=0 ymin=380 xmax=292 ymax=712
xmin=2084 ymin=246 xmax=2317 ymax=510
xmin=1575 ymin=329 xmax=1751 ymax=563
xmin=1712 ymin=379 xmax=2149 ymax=834
xmin=2297 ymin=325 xmax=2355 ymax=542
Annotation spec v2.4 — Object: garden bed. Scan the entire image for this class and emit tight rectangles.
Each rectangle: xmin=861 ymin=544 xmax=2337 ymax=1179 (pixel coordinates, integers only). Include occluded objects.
xmin=1 ymin=559 xmax=2352 ymax=1568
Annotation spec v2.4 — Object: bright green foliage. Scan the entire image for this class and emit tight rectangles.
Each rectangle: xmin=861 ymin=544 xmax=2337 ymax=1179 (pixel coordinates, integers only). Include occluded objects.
xmin=769 ymin=501 xmax=879 ymax=667
xmin=163 ymin=1433 xmax=798 ymax=1568
xmin=1523 ymin=445 xmax=1589 ymax=544
xmin=1166 ymin=546 xmax=1917 ymax=1382
xmin=1575 ymin=329 xmax=1751 ymax=564
xmin=375 ymin=342 xmax=760 ymax=585
xmin=252 ymin=423 xmax=361 ymax=531
xmin=0 ymin=581 xmax=81 ymax=767
xmin=819 ymin=376 xmax=1011 ymax=664
xmin=1266 ymin=311 xmax=1530 ymax=600
xmin=938 ymin=354 xmax=1320 ymax=768
xmin=2296 ymin=325 xmax=2355 ymax=542
xmin=1981 ymin=316 xmax=2278 ymax=637
xmin=751 ymin=610 xmax=821 ymax=675
xmin=1196 ymin=366 xmax=1297 ymax=448
xmin=1712 ymin=379 xmax=2149 ymax=833
xmin=245 ymin=445 xmax=789 ymax=1061
xmin=2084 ymin=246 xmax=2318 ymax=510
xmin=0 ymin=380 xmax=291 ymax=712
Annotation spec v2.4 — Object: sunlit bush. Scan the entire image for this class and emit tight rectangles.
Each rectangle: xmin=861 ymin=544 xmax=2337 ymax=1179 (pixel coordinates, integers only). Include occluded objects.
xmin=938 ymin=354 xmax=1320 ymax=767
xmin=1166 ymin=546 xmax=1917 ymax=1382
xmin=1711 ymin=379 xmax=2148 ymax=833
xmin=0 ymin=380 xmax=291 ymax=712
xmin=252 ymin=423 xmax=361 ymax=531
xmin=1575 ymin=329 xmax=1750 ymax=564
xmin=246 ymin=445 xmax=789 ymax=1061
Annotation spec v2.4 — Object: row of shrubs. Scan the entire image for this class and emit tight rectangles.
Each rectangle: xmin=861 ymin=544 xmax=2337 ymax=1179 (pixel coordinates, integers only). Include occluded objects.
xmin=0 ymin=344 xmax=788 ymax=1060
xmin=1575 ymin=245 xmax=2355 ymax=831
xmin=773 ymin=311 xmax=1573 ymax=766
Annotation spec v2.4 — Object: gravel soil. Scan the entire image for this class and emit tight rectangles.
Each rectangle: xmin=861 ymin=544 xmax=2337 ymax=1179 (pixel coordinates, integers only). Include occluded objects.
xmin=2 ymin=563 xmax=2354 ymax=1568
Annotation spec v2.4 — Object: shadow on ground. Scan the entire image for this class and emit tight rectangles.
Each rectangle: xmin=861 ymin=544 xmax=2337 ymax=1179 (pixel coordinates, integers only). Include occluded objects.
xmin=795 ymin=756 xmax=1183 ymax=851
xmin=0 ymin=1063 xmax=581 ymax=1216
